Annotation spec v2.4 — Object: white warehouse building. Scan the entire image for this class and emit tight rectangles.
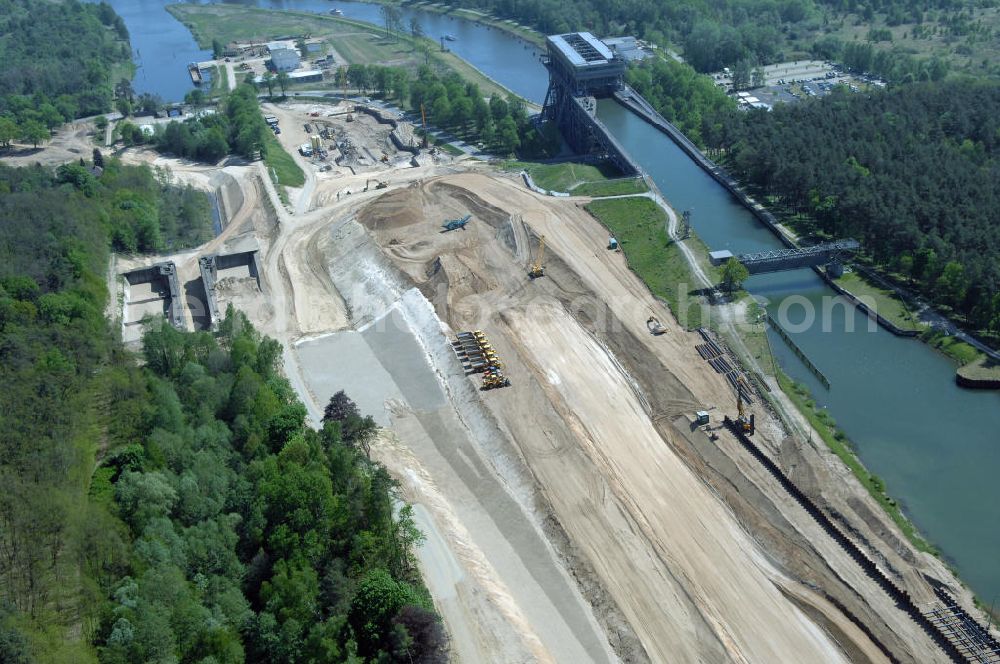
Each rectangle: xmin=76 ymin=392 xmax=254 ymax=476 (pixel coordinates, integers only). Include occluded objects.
xmin=269 ymin=47 xmax=300 ymax=73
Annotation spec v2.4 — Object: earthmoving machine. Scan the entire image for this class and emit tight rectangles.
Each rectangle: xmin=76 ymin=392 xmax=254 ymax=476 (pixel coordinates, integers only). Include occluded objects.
xmin=364 ymin=179 xmax=389 ymax=192
xmin=736 ymin=393 xmax=755 ymax=436
xmin=647 ymin=316 xmax=666 ymax=335
xmin=529 ymin=235 xmax=546 ymax=279
xmin=442 ymin=214 xmax=471 ymax=232
xmin=381 ymin=152 xmax=390 ymax=163
xmin=452 ymin=330 xmax=511 ymax=389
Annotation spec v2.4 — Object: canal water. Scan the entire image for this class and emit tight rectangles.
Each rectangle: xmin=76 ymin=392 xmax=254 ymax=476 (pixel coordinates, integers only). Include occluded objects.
xmin=100 ymin=0 xmax=1000 ymax=602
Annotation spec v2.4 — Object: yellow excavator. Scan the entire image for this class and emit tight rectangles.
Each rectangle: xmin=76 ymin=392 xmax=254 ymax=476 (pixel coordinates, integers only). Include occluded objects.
xmin=529 ymin=235 xmax=546 ymax=279
xmin=736 ymin=394 xmax=755 ymax=436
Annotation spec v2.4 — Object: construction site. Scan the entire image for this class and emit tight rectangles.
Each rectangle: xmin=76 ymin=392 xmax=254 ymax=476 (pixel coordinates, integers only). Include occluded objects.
xmin=109 ymin=98 xmax=999 ymax=664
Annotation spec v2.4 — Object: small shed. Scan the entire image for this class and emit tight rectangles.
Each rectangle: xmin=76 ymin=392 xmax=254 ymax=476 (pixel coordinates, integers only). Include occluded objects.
xmin=709 ymin=249 xmax=734 ymax=266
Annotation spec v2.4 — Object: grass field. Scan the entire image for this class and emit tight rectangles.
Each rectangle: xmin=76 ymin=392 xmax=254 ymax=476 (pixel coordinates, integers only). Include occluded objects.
xmin=572 ymin=178 xmax=648 ymax=197
xmin=585 ymin=196 xmax=710 ymax=329
xmin=167 ymin=4 xmax=361 ymax=46
xmin=505 ymin=160 xmax=648 ymax=196
xmin=835 ymin=270 xmax=923 ymax=332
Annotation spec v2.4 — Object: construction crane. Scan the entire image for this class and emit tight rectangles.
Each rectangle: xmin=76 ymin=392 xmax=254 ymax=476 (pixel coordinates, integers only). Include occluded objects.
xmin=442 ymin=214 xmax=471 ymax=232
xmin=420 ymin=104 xmax=429 ymax=148
xmin=736 ymin=394 xmax=755 ymax=436
xmin=529 ymin=235 xmax=546 ymax=279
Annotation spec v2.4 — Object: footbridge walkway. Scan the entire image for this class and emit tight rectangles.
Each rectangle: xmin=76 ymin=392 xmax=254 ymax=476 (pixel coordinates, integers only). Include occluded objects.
xmin=735 ymin=240 xmax=860 ymax=275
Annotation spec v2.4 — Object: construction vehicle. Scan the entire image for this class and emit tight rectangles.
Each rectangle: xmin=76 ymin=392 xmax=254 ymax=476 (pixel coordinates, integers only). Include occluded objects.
xmin=452 ymin=331 xmax=511 ymax=389
xmin=736 ymin=394 xmax=755 ymax=436
xmin=608 ymin=236 xmax=619 ymax=251
xmin=529 ymin=235 xmax=546 ymax=279
xmin=345 ymin=113 xmax=354 ymax=122
xmin=647 ymin=316 xmax=666 ymax=335
xmin=364 ymin=179 xmax=389 ymax=192
xmin=442 ymin=214 xmax=471 ymax=232
xmin=381 ymin=151 xmax=390 ymax=163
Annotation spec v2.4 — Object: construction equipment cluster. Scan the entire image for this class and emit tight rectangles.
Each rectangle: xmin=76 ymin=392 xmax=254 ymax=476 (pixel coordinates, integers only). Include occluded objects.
xmin=453 ymin=331 xmax=511 ymax=390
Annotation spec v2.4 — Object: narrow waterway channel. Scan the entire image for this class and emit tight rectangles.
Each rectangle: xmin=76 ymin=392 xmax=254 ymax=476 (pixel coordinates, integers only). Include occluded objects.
xmin=98 ymin=0 xmax=1000 ymax=603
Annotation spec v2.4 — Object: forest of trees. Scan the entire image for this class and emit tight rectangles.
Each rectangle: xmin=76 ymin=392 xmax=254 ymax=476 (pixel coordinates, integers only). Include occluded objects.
xmin=712 ymin=79 xmax=1000 ymax=332
xmin=0 ymin=158 xmax=445 ymax=661
xmin=338 ymin=63 xmax=557 ymax=156
xmin=0 ymin=0 xmax=131 ymax=122
xmin=119 ymin=85 xmax=271 ymax=164
xmin=625 ymin=58 xmax=738 ymax=147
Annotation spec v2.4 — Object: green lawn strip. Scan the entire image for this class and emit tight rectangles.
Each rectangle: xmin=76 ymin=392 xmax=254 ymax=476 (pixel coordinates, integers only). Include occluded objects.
xmin=263 ymin=132 xmax=305 ymax=192
xmin=502 ymin=160 xmax=626 ymax=192
xmin=835 ymin=270 xmax=923 ymax=332
xmin=775 ymin=370 xmax=936 ymax=554
xmin=585 ymin=196 xmax=709 ymax=329
xmin=922 ymin=328 xmax=984 ymax=366
xmin=956 ymin=354 xmax=1000 ymax=382
xmin=434 ymin=140 xmax=464 ymax=156
xmin=572 ymin=177 xmax=648 ymax=197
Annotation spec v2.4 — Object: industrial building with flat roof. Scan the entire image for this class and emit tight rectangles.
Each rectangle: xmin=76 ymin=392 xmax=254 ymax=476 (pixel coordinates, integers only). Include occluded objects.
xmin=602 ymin=36 xmax=649 ymax=62
xmin=268 ymin=47 xmax=300 ymax=73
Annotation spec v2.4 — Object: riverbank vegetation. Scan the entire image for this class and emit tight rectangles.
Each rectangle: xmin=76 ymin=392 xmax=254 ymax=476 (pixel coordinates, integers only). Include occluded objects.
xmin=776 ymin=372 xmax=935 ymax=554
xmin=0 ymin=159 xmax=444 ymax=661
xmin=0 ymin=0 xmax=131 ymax=125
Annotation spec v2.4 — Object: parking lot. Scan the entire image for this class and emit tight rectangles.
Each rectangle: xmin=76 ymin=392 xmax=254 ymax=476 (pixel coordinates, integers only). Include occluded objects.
xmin=712 ymin=60 xmax=886 ymax=110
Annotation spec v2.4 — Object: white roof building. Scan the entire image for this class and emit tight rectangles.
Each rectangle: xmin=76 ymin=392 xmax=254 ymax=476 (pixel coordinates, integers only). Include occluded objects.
xmin=269 ymin=48 xmax=300 ymax=73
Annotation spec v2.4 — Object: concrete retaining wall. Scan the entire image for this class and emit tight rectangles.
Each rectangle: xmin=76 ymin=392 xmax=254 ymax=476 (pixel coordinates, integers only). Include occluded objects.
xmin=199 ymin=251 xmax=261 ymax=330
xmin=122 ymin=262 xmax=184 ymax=329
xmin=956 ymin=373 xmax=1000 ymax=389
xmin=354 ymin=105 xmax=420 ymax=155
xmin=521 ymin=171 xmax=569 ymax=197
